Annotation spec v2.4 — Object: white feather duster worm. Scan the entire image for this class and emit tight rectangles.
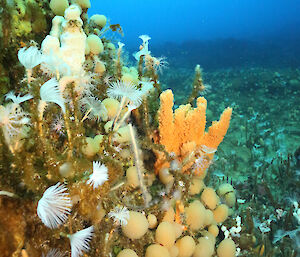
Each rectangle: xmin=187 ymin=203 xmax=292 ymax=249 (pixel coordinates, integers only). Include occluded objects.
xmin=18 ymin=46 xmax=42 ymax=69
xmin=68 ymin=226 xmax=94 ymax=257
xmin=108 ymin=206 xmax=130 ymax=226
xmin=42 ymin=248 xmax=65 ymax=257
xmin=39 ymin=78 xmax=66 ymax=115
xmin=87 ymin=161 xmax=109 ymax=189
xmin=18 ymin=45 xmax=43 ymax=83
xmin=37 ymin=183 xmax=72 ymax=229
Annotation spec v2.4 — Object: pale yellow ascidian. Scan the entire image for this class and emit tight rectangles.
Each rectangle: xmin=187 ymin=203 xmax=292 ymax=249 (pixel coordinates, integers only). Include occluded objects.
xmin=213 ymin=204 xmax=229 ymax=223
xmin=173 ymin=222 xmax=184 ymax=239
xmin=86 ymin=34 xmax=104 ymax=55
xmin=59 ymin=162 xmax=74 ymax=177
xmin=193 ymin=236 xmax=214 ymax=257
xmin=50 ymin=0 xmax=69 ymax=16
xmin=155 ymin=221 xmax=176 ymax=248
xmin=90 ymin=14 xmax=107 ymax=28
xmin=94 ymin=61 xmax=106 ymax=75
xmin=203 ymin=209 xmax=214 ymax=227
xmin=201 ymin=187 xmax=219 ymax=210
xmin=217 ymin=238 xmax=236 ymax=257
xmin=159 ymin=168 xmax=174 ymax=185
xmin=145 ymin=244 xmax=170 ymax=257
xmin=126 ymin=166 xmax=139 ymax=188
xmin=121 ymin=72 xmax=139 ymax=85
xmin=162 ymin=207 xmax=175 ymax=223
xmin=147 ymin=214 xmax=158 ymax=229
xmin=217 ymin=183 xmax=236 ymax=208
xmin=81 ymin=135 xmax=103 ymax=157
xmin=208 ymin=224 xmax=219 ymax=237
xmin=122 ymin=211 xmax=149 ymax=240
xmin=185 ymin=200 xmax=206 ymax=230
xmin=175 ymin=236 xmax=196 ymax=257
xmin=189 ymin=177 xmax=205 ymax=195
xmin=72 ymin=0 xmax=91 ymax=9
xmin=113 ymin=125 xmax=131 ymax=144
xmin=169 ymin=245 xmax=179 ymax=257
xmin=102 ymin=98 xmax=120 ymax=120
xmin=117 ymin=249 xmax=139 ymax=257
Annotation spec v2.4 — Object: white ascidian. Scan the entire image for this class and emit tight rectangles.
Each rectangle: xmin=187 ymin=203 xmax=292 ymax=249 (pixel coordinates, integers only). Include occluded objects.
xmin=68 ymin=226 xmax=94 ymax=257
xmin=37 ymin=183 xmax=72 ymax=229
xmin=108 ymin=206 xmax=130 ymax=226
xmin=87 ymin=161 xmax=109 ymax=189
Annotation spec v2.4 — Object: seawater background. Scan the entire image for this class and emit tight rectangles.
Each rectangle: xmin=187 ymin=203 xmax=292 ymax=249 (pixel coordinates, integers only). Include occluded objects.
xmin=89 ymin=0 xmax=300 ymax=68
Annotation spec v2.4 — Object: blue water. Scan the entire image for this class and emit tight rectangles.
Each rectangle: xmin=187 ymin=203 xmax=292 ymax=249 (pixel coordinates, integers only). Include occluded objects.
xmin=89 ymin=0 xmax=300 ymax=46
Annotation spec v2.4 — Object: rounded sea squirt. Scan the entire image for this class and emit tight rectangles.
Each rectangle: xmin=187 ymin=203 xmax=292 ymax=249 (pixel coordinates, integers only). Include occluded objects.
xmin=175 ymin=236 xmax=196 ymax=257
xmin=185 ymin=200 xmax=206 ymax=230
xmin=145 ymin=244 xmax=170 ymax=257
xmin=117 ymin=249 xmax=139 ymax=257
xmin=201 ymin=187 xmax=219 ymax=210
xmin=217 ymin=183 xmax=236 ymax=208
xmin=193 ymin=236 xmax=215 ymax=257
xmin=90 ymin=14 xmax=107 ymax=28
xmin=122 ymin=211 xmax=149 ymax=239
xmin=217 ymin=238 xmax=236 ymax=257
xmin=86 ymin=34 xmax=104 ymax=55
xmin=155 ymin=221 xmax=176 ymax=248
xmin=213 ymin=204 xmax=229 ymax=223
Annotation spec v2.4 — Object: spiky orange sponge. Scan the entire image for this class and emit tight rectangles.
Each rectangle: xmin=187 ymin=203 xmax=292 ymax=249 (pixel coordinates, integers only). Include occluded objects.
xmin=156 ymin=89 xmax=232 ymax=176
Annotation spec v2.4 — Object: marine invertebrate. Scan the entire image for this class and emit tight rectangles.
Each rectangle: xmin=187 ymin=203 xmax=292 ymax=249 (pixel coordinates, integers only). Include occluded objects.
xmin=68 ymin=226 xmax=94 ymax=257
xmin=113 ymin=104 xmax=138 ymax=131
xmin=107 ymin=80 xmax=153 ymax=131
xmin=59 ymin=4 xmax=87 ymax=75
xmin=18 ymin=46 xmax=42 ymax=69
xmin=0 ymin=102 xmax=30 ymax=153
xmin=18 ymin=45 xmax=43 ymax=83
xmin=102 ymin=75 xmax=112 ymax=86
xmin=134 ymin=35 xmax=151 ymax=60
xmin=87 ymin=161 xmax=109 ymax=189
xmin=39 ymin=78 xmax=66 ymax=116
xmin=153 ymin=56 xmax=168 ymax=73
xmin=37 ymin=183 xmax=72 ymax=229
xmin=51 ymin=114 xmax=65 ymax=136
xmin=42 ymin=248 xmax=65 ymax=257
xmin=0 ymin=103 xmax=30 ymax=137
xmin=108 ymin=206 xmax=130 ymax=226
xmin=41 ymin=53 xmax=71 ymax=78
xmin=79 ymin=96 xmax=107 ymax=122
xmin=107 ymin=80 xmax=144 ymax=106
xmin=145 ymin=55 xmax=168 ymax=74
xmin=5 ymin=92 xmax=33 ymax=104
xmin=156 ymin=89 xmax=232 ymax=175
